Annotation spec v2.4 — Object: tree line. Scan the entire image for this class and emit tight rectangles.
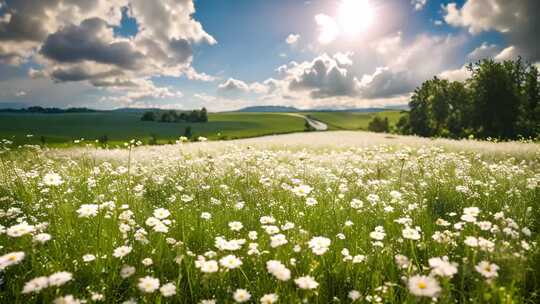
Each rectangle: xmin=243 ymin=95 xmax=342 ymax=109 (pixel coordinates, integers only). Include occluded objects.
xmin=141 ymin=108 xmax=208 ymax=123
xmin=0 ymin=106 xmax=99 ymax=113
xmin=394 ymin=58 xmax=539 ymax=140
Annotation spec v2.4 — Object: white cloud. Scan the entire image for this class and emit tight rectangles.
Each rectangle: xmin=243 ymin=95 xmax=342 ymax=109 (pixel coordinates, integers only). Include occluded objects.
xmin=412 ymin=0 xmax=427 ymax=11
xmin=494 ymin=46 xmax=518 ymax=61
xmin=467 ymin=42 xmax=500 ymax=61
xmin=0 ymin=0 xmax=216 ymax=106
xmin=444 ymin=0 xmax=540 ymax=61
xmin=438 ymin=66 xmax=471 ymax=82
xmin=217 ymin=78 xmax=271 ymax=97
xmin=286 ymin=53 xmax=361 ymax=98
xmin=286 ymin=34 xmax=300 ymax=45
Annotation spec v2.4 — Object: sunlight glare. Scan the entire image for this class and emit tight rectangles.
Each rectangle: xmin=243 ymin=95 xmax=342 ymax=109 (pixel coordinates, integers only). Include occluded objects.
xmin=338 ymin=0 xmax=374 ymax=36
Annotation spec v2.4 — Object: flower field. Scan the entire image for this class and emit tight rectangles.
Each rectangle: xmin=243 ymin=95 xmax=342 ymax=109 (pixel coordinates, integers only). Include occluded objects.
xmin=0 ymin=133 xmax=539 ymax=303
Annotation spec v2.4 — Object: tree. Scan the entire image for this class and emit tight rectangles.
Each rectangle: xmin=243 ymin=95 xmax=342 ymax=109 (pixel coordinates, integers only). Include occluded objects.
xmin=396 ymin=115 xmax=411 ymax=135
xmin=200 ymin=107 xmax=208 ymax=122
xmin=518 ymin=64 xmax=540 ymax=137
xmin=141 ymin=111 xmax=156 ymax=121
xmin=184 ymin=126 xmax=193 ymax=139
xmin=408 ymin=77 xmax=449 ymax=137
xmin=468 ymin=59 xmax=527 ymax=139
xmin=368 ymin=116 xmax=389 ymax=133
xmin=446 ymin=81 xmax=473 ymax=138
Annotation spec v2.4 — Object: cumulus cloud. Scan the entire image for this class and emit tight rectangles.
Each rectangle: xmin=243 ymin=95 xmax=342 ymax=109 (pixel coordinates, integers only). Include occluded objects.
xmin=411 ymin=0 xmax=427 ymax=11
xmin=438 ymin=65 xmax=471 ymax=82
xmin=286 ymin=34 xmax=300 ymax=45
xmin=494 ymin=46 xmax=518 ymax=61
xmin=40 ymin=18 xmax=144 ymax=69
xmin=100 ymin=78 xmax=183 ymax=105
xmin=467 ymin=42 xmax=500 ymax=61
xmin=217 ymin=78 xmax=270 ymax=97
xmin=0 ymin=0 xmax=216 ymax=106
xmin=444 ymin=0 xmax=540 ymax=61
xmin=286 ymin=53 xmax=360 ymax=98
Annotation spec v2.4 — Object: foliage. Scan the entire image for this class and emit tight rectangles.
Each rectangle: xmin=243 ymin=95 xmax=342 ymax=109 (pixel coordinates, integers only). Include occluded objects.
xmin=0 ymin=106 xmax=99 ymax=114
xmin=367 ymin=116 xmax=389 ymax=133
xmin=401 ymin=58 xmax=539 ymax=139
xmin=142 ymin=108 xmax=209 ymax=124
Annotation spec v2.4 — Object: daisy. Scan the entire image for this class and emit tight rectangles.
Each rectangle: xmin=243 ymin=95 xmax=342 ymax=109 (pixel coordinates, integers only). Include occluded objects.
xmin=402 ymin=227 xmax=421 ymax=240
xmin=43 ymin=172 xmax=63 ymax=186
xmin=33 ymin=233 xmax=52 ymax=243
xmin=113 ymin=246 xmax=132 ymax=258
xmin=260 ymin=293 xmax=278 ymax=304
xmin=48 ymin=271 xmax=73 ymax=287
xmin=22 ymin=276 xmax=49 ymax=294
xmin=233 ymin=289 xmax=251 ymax=303
xmin=76 ymin=204 xmax=99 ymax=218
xmin=120 ymin=265 xmax=136 ymax=278
xmin=266 ymin=260 xmax=291 ymax=281
xmin=153 ymin=208 xmax=170 ymax=219
xmin=228 ymin=221 xmax=244 ymax=231
xmin=348 ymin=290 xmax=362 ymax=301
xmin=0 ymin=251 xmax=25 ymax=269
xmin=429 ymin=256 xmax=458 ymax=278
xmin=308 ymin=236 xmax=331 ymax=255
xmin=6 ymin=222 xmax=35 ymax=237
xmin=160 ymin=283 xmax=176 ymax=297
xmin=219 ymin=255 xmax=243 ymax=269
xmin=138 ymin=276 xmax=160 ymax=293
xmin=475 ymin=261 xmax=499 ymax=279
xmin=199 ymin=260 xmax=219 ymax=273
xmin=407 ymin=275 xmax=441 ymax=297
xmin=294 ymin=275 xmax=319 ymax=290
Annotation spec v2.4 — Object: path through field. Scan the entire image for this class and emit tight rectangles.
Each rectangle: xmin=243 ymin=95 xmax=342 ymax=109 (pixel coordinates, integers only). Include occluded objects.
xmin=285 ymin=113 xmax=328 ymax=130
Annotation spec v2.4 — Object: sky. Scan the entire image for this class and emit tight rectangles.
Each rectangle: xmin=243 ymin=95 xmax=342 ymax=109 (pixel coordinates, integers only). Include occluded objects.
xmin=0 ymin=0 xmax=538 ymax=111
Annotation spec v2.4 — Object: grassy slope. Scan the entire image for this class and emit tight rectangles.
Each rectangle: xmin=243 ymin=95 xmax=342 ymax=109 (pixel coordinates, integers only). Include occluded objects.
xmin=307 ymin=111 xmax=404 ymax=130
xmin=0 ymin=112 xmax=306 ymax=145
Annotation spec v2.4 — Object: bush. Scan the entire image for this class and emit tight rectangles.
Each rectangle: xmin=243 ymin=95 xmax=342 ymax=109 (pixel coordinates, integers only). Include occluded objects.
xmin=368 ymin=116 xmax=390 ymax=133
xmin=141 ymin=111 xmax=156 ymax=121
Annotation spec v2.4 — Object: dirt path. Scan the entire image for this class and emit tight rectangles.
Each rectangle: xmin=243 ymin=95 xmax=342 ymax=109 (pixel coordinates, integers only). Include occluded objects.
xmin=285 ymin=113 xmax=328 ymax=130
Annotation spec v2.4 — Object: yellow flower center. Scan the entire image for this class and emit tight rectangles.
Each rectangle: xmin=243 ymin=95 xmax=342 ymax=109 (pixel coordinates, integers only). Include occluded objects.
xmin=418 ymin=281 xmax=427 ymax=289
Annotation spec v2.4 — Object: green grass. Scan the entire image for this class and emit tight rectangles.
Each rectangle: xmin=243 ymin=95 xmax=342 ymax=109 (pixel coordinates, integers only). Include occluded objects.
xmin=307 ymin=111 xmax=404 ymax=130
xmin=0 ymin=112 xmax=306 ymax=146
xmin=0 ymin=140 xmax=538 ymax=303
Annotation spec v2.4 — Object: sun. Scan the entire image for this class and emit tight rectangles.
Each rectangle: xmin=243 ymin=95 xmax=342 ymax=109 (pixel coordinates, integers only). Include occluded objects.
xmin=337 ymin=0 xmax=374 ymax=36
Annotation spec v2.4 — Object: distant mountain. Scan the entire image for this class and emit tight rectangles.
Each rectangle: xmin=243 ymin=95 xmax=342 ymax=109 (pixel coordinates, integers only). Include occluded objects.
xmin=237 ymin=106 xmax=301 ymax=112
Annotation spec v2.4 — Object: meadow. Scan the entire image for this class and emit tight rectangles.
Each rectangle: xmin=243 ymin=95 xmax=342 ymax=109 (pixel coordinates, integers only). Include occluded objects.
xmin=306 ymin=111 xmax=403 ymax=130
xmin=0 ymin=132 xmax=538 ymax=303
xmin=0 ymin=111 xmax=404 ymax=146
xmin=0 ymin=112 xmax=307 ymax=146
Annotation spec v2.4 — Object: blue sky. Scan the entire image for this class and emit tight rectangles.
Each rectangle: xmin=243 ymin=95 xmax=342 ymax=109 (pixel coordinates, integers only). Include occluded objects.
xmin=0 ymin=0 xmax=537 ymax=111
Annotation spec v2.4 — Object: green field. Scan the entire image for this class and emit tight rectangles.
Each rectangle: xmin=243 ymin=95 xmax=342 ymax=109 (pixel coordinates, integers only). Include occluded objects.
xmin=0 ymin=112 xmax=306 ymax=146
xmin=0 ymin=110 xmax=407 ymax=146
xmin=307 ymin=111 xmax=404 ymax=130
